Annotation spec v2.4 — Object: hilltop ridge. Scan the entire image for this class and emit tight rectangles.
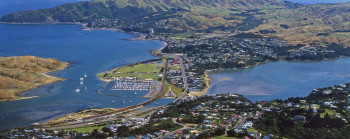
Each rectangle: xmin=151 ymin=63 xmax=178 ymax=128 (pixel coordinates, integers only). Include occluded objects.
xmin=0 ymin=0 xmax=286 ymax=23
xmin=1 ymin=0 xmax=350 ymax=46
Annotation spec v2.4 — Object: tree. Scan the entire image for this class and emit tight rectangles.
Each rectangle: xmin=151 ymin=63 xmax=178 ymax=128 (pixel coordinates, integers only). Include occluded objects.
xmin=90 ymin=129 xmax=99 ymax=137
xmin=102 ymin=127 xmax=111 ymax=133
xmin=213 ymin=128 xmax=226 ymax=136
xmin=196 ymin=132 xmax=210 ymax=139
xmin=196 ymin=114 xmax=206 ymax=124
xmin=227 ymin=129 xmax=237 ymax=137
xmin=116 ymin=126 xmax=129 ymax=137
xmin=108 ymin=132 xmax=115 ymax=138
xmin=183 ymin=129 xmax=190 ymax=134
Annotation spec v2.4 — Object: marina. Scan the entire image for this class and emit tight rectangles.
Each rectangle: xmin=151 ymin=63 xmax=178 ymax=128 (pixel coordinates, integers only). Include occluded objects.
xmin=0 ymin=23 xmax=169 ymax=130
xmin=110 ymin=81 xmax=152 ymax=91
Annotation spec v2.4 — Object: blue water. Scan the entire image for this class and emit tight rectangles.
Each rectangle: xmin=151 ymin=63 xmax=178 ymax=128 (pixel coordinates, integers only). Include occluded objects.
xmin=208 ymin=58 xmax=350 ymax=102
xmin=0 ymin=0 xmax=349 ymax=130
xmin=0 ymin=24 xmax=174 ymax=129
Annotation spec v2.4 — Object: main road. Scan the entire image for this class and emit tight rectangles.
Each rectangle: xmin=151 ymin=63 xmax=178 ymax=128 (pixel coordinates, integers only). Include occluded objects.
xmin=176 ymin=56 xmax=189 ymax=101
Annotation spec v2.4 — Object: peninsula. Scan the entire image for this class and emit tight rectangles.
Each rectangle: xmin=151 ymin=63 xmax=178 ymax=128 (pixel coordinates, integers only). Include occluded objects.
xmin=0 ymin=56 xmax=68 ymax=101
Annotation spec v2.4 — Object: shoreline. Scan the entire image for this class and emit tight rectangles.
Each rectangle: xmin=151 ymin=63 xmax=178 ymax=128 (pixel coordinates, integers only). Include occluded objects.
xmin=0 ymin=96 xmax=39 ymax=102
xmin=198 ymin=55 xmax=350 ymax=97
xmin=3 ymin=21 xmax=350 ymax=129
xmin=0 ymin=62 xmax=70 ymax=102
xmin=189 ymin=71 xmax=212 ymax=97
xmin=0 ymin=21 xmax=82 ymax=25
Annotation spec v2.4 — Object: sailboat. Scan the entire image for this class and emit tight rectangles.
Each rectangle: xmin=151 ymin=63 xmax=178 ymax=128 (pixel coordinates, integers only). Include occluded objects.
xmin=84 ymin=73 xmax=87 ymax=78
xmin=84 ymin=86 xmax=88 ymax=90
xmin=80 ymin=81 xmax=84 ymax=85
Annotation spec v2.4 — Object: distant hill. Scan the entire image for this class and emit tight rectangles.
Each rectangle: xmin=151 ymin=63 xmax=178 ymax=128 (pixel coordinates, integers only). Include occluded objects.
xmin=0 ymin=0 xmax=286 ymax=23
xmin=0 ymin=56 xmax=68 ymax=101
xmin=1 ymin=0 xmax=350 ymax=46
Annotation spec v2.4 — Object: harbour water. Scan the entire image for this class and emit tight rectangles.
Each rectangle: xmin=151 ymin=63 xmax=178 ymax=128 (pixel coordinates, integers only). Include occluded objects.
xmin=0 ymin=0 xmax=349 ymax=130
xmin=207 ymin=58 xmax=350 ymax=102
xmin=0 ymin=24 xmax=174 ymax=129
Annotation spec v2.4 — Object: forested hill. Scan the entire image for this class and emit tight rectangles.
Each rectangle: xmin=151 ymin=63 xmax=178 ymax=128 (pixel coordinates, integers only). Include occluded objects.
xmin=2 ymin=0 xmax=350 ymax=46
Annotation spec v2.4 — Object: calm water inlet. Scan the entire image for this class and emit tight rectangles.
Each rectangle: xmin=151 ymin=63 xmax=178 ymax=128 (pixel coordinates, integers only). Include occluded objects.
xmin=207 ymin=58 xmax=350 ymax=102
xmin=0 ymin=24 xmax=174 ymax=129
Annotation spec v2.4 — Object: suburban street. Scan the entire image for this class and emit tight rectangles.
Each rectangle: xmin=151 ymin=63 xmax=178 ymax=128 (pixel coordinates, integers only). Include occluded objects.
xmin=159 ymin=118 xmax=191 ymax=139
xmin=234 ymin=112 xmax=253 ymax=128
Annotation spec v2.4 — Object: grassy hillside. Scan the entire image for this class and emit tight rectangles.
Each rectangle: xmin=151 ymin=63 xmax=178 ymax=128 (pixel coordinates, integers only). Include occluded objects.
xmin=252 ymin=3 xmax=350 ymax=46
xmin=0 ymin=0 xmax=284 ymax=23
xmin=1 ymin=0 xmax=350 ymax=46
xmin=0 ymin=56 xmax=68 ymax=101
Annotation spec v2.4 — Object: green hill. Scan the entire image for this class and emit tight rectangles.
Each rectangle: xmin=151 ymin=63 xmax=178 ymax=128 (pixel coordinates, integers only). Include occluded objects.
xmin=0 ymin=56 xmax=68 ymax=101
xmin=2 ymin=0 xmax=350 ymax=46
xmin=0 ymin=0 xmax=286 ymax=23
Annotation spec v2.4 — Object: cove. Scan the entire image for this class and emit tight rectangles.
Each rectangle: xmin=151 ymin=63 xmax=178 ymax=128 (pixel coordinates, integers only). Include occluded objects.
xmin=207 ymin=58 xmax=350 ymax=102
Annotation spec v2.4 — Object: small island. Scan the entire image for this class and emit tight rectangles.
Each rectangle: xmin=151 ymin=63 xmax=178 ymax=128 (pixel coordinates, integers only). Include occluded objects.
xmin=0 ymin=56 xmax=68 ymax=101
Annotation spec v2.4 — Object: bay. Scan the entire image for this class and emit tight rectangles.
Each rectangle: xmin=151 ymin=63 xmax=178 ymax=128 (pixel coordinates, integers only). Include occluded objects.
xmin=0 ymin=24 xmax=174 ymax=129
xmin=207 ymin=58 xmax=350 ymax=102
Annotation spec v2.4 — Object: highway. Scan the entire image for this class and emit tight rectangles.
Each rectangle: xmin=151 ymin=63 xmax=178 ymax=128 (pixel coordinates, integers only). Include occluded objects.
xmin=45 ymin=106 xmax=159 ymax=130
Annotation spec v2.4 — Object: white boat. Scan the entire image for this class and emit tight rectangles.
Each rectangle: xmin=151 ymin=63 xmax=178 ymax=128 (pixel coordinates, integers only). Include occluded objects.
xmin=84 ymin=86 xmax=88 ymax=90
xmin=84 ymin=73 xmax=87 ymax=78
xmin=80 ymin=77 xmax=84 ymax=81
xmin=80 ymin=81 xmax=84 ymax=85
xmin=75 ymin=89 xmax=80 ymax=93
xmin=111 ymin=100 xmax=115 ymax=103
xmin=129 ymin=101 xmax=133 ymax=103
xmin=121 ymin=100 xmax=125 ymax=104
xmin=134 ymin=92 xmax=137 ymax=95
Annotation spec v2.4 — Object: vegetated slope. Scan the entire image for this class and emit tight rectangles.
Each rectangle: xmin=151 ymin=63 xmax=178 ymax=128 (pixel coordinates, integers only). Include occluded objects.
xmin=1 ymin=0 xmax=350 ymax=46
xmin=0 ymin=0 xmax=285 ymax=22
xmin=253 ymin=3 xmax=350 ymax=46
xmin=0 ymin=56 xmax=68 ymax=101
